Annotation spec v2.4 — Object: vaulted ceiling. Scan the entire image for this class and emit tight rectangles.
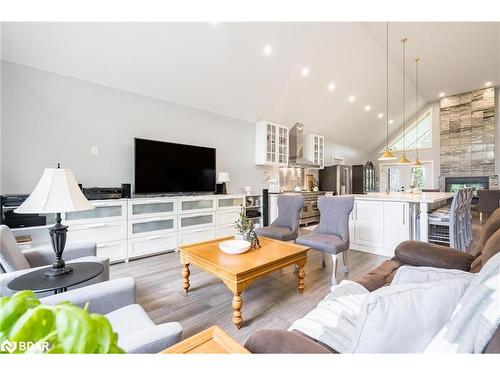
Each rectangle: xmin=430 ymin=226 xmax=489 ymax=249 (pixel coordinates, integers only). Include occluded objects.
xmin=2 ymin=22 xmax=499 ymax=151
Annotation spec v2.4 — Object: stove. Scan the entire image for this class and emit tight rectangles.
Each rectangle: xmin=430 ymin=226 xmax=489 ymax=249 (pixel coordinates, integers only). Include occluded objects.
xmin=284 ymin=191 xmax=326 ymax=225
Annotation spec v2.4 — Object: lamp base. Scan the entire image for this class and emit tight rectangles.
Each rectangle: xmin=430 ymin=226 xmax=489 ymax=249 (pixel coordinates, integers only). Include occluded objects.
xmin=43 ymin=265 xmax=74 ymax=279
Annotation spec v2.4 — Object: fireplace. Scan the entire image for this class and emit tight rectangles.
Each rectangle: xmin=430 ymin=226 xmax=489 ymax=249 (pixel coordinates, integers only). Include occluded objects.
xmin=445 ymin=176 xmax=489 ymax=199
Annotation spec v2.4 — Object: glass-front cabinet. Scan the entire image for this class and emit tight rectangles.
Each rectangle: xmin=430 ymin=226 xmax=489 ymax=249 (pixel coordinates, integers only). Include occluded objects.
xmin=179 ymin=197 xmax=216 ymax=213
xmin=217 ymin=196 xmax=244 ymax=210
xmin=306 ymin=134 xmax=325 ymax=169
xmin=64 ymin=200 xmax=126 ymax=223
xmin=255 ymin=121 xmax=289 ymax=167
xmin=128 ymin=199 xmax=176 ymax=219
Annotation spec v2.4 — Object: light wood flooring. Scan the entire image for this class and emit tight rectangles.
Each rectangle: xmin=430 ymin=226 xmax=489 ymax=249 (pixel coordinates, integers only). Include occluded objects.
xmin=110 ymin=244 xmax=387 ymax=344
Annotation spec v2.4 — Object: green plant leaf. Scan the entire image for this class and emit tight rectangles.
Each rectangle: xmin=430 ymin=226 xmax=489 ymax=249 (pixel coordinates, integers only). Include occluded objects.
xmin=0 ymin=291 xmax=40 ymax=336
xmin=89 ymin=314 xmax=114 ymax=353
xmin=8 ymin=306 xmax=56 ymax=348
xmin=53 ymin=303 xmax=98 ymax=353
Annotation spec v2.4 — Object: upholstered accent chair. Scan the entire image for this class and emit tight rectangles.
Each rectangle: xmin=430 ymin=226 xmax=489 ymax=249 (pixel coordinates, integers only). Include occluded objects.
xmin=41 ymin=277 xmax=183 ymax=353
xmin=0 ymin=224 xmax=109 ymax=296
xmin=255 ymin=195 xmax=304 ymax=241
xmin=295 ymin=196 xmax=354 ymax=285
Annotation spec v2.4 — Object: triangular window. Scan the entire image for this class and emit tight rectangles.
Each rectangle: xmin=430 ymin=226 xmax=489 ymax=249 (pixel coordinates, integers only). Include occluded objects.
xmin=380 ymin=107 xmax=433 ymax=153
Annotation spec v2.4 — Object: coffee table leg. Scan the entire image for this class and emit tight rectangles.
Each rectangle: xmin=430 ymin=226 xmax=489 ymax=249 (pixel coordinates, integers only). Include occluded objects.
xmin=182 ymin=263 xmax=190 ymax=293
xmin=232 ymin=293 xmax=243 ymax=329
xmin=297 ymin=264 xmax=305 ymax=294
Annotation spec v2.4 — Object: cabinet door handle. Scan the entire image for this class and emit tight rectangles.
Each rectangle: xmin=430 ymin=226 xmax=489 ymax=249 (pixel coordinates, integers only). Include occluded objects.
xmin=147 ymin=234 xmax=165 ymax=240
xmin=191 ymin=228 xmax=207 ymax=233
xmin=86 ymin=223 xmax=108 ymax=229
xmin=402 ymin=205 xmax=406 ymax=225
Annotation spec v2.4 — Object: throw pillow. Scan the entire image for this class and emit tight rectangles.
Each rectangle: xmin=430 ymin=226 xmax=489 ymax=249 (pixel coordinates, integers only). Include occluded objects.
xmin=349 ymin=277 xmax=472 ymax=353
xmin=391 ymin=265 xmax=473 ymax=285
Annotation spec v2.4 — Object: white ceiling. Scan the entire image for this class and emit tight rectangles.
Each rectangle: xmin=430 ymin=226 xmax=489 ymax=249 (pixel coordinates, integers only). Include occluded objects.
xmin=1 ymin=22 xmax=499 ymax=151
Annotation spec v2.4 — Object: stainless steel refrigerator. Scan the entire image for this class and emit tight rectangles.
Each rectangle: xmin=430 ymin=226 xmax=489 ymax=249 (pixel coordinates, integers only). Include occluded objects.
xmin=319 ymin=165 xmax=352 ymax=195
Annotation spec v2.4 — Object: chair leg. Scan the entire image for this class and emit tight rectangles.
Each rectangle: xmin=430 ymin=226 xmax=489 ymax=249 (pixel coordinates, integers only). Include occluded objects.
xmin=321 ymin=252 xmax=326 ymax=268
xmin=342 ymin=251 xmax=349 ymax=274
xmin=331 ymin=254 xmax=338 ymax=286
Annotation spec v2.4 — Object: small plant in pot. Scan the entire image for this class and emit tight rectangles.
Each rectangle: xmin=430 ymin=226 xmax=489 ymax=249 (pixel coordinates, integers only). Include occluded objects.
xmin=234 ymin=205 xmax=254 ymax=242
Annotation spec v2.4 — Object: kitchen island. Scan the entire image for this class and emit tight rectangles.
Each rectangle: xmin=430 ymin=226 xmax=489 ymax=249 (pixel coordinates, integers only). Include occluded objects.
xmin=346 ymin=192 xmax=454 ymax=256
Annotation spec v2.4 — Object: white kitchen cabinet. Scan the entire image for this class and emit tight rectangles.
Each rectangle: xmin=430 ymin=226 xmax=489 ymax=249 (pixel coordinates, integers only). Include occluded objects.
xmin=96 ymin=240 xmax=127 ymax=263
xmin=255 ymin=121 xmax=289 ymax=166
xmin=353 ymin=200 xmax=384 ymax=248
xmin=269 ymin=194 xmax=279 ymax=223
xmin=306 ymin=134 xmax=325 ymax=169
xmin=128 ymin=233 xmax=177 ymax=259
xmin=64 ymin=200 xmax=127 ymax=224
xmin=383 ymin=201 xmax=410 ymax=250
xmin=178 ymin=227 xmax=216 ymax=246
xmin=179 ymin=196 xmax=216 ymax=213
xmin=129 ymin=216 xmax=176 ymax=238
xmin=128 ymin=198 xmax=176 ymax=219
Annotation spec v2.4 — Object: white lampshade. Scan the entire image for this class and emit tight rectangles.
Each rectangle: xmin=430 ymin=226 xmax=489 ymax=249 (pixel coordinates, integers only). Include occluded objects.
xmin=217 ymin=172 xmax=231 ymax=183
xmin=15 ymin=168 xmax=94 ymax=214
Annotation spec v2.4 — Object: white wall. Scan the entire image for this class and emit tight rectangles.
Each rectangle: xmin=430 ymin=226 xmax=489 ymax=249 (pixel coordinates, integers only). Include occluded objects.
xmin=0 ymin=61 xmax=369 ymax=194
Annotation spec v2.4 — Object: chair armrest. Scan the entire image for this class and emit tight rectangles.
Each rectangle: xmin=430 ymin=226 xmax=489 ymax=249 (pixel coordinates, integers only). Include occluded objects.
xmin=395 ymin=241 xmax=475 ymax=271
xmin=24 ymin=241 xmax=97 ymax=267
xmin=120 ymin=322 xmax=183 ymax=354
xmin=244 ymin=329 xmax=333 ymax=353
xmin=41 ymin=277 xmax=136 ymax=314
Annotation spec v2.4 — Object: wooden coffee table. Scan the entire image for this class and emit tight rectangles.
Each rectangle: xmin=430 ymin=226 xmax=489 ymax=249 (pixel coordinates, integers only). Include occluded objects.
xmin=178 ymin=236 xmax=309 ymax=329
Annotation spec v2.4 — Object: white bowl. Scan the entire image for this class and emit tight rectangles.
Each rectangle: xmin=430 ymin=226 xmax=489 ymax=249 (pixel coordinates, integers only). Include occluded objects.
xmin=219 ymin=240 xmax=251 ymax=255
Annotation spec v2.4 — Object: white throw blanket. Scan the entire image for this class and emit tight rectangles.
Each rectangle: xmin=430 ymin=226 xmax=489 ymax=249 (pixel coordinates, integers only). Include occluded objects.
xmin=425 ymin=252 xmax=500 ymax=353
xmin=288 ymin=280 xmax=369 ymax=353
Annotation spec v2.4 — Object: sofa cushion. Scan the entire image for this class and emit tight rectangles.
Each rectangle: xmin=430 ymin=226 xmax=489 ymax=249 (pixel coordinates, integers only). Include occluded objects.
xmin=481 ymin=228 xmax=500 ymax=267
xmin=475 ymin=207 xmax=500 ymax=256
xmin=245 ymin=329 xmax=333 ymax=354
xmin=350 ymin=277 xmax=472 ymax=353
xmin=0 ymin=225 xmax=30 ymax=273
xmin=105 ymin=304 xmax=155 ymax=337
xmin=395 ymin=240 xmax=474 ymax=270
xmin=352 ymin=259 xmax=403 ymax=292
xmin=392 ymin=265 xmax=473 ymax=285
xmin=295 ymin=232 xmax=348 ymax=255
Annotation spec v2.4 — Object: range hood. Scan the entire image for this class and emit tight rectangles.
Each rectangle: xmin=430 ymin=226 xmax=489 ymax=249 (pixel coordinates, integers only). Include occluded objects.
xmin=288 ymin=123 xmax=320 ymax=168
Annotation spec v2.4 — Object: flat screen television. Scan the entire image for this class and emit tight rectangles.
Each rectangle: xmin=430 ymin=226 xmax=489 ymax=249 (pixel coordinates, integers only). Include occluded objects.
xmin=134 ymin=138 xmax=216 ymax=194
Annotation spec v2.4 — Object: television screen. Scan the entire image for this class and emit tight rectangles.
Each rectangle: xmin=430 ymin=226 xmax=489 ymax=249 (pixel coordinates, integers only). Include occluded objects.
xmin=134 ymin=138 xmax=216 ymax=194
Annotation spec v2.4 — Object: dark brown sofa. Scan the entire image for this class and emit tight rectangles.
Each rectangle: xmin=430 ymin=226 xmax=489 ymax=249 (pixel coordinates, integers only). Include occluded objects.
xmin=245 ymin=208 xmax=500 ymax=354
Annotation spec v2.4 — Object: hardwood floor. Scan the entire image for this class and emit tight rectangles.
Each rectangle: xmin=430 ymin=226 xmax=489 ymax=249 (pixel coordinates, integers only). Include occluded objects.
xmin=110 ymin=245 xmax=387 ymax=344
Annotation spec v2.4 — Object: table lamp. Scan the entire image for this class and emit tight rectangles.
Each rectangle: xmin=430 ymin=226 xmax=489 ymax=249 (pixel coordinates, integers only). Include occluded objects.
xmin=217 ymin=172 xmax=230 ymax=194
xmin=15 ymin=165 xmax=94 ymax=278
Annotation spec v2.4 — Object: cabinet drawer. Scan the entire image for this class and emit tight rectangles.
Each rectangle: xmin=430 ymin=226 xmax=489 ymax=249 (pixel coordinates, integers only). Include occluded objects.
xmin=129 ymin=216 xmax=176 ymax=238
xmin=178 ymin=227 xmax=216 ymax=246
xmin=96 ymin=240 xmax=127 ymax=263
xmin=217 ymin=197 xmax=245 ymax=210
xmin=128 ymin=233 xmax=177 ymax=258
xmin=216 ymin=224 xmax=237 ymax=238
xmin=65 ymin=201 xmax=126 ymax=224
xmin=179 ymin=197 xmax=216 ymax=213
xmin=128 ymin=199 xmax=177 ymax=219
xmin=67 ymin=221 xmax=127 ymax=243
xmin=216 ymin=210 xmax=239 ymax=226
xmin=178 ymin=212 xmax=215 ymax=230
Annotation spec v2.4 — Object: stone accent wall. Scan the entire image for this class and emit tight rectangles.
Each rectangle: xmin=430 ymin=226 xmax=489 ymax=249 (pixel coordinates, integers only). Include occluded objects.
xmin=439 ymin=87 xmax=497 ymax=190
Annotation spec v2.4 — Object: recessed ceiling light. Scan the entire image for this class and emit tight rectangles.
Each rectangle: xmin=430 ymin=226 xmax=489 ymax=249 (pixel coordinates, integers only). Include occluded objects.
xmin=439 ymin=92 xmax=446 ymax=98
xmin=485 ymin=81 xmax=493 ymax=87
xmin=388 ymin=119 xmax=394 ymax=124
xmin=327 ymin=82 xmax=336 ymax=92
xmin=301 ymin=67 xmax=310 ymax=77
xmin=348 ymin=95 xmax=356 ymax=103
xmin=377 ymin=113 xmax=384 ymax=119
xmin=364 ymin=105 xmax=372 ymax=112
xmin=263 ymin=45 xmax=273 ymax=56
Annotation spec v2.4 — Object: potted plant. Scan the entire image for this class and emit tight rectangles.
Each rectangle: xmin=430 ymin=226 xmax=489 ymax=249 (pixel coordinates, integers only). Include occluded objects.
xmin=0 ymin=290 xmax=124 ymax=354
xmin=234 ymin=205 xmax=254 ymax=241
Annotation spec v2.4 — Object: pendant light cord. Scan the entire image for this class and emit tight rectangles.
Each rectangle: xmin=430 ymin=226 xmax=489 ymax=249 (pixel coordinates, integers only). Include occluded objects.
xmin=415 ymin=57 xmax=419 ymax=161
xmin=386 ymin=22 xmax=389 ymax=150
xmin=402 ymin=38 xmax=407 ymax=154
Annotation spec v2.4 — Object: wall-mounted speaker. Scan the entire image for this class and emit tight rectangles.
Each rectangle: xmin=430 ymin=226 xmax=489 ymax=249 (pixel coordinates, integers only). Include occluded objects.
xmin=121 ymin=183 xmax=131 ymax=198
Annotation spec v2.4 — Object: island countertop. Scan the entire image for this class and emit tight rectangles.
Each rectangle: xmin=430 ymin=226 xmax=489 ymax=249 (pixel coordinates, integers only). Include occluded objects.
xmin=345 ymin=191 xmax=454 ymax=203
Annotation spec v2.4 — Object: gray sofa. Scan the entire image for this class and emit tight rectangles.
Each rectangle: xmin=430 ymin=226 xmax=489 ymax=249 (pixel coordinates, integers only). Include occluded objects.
xmin=41 ymin=277 xmax=183 ymax=353
xmin=0 ymin=224 xmax=109 ymax=296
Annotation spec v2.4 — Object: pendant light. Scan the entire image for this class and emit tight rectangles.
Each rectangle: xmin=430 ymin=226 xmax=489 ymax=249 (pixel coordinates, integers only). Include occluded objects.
xmin=414 ymin=57 xmax=422 ymax=166
xmin=379 ymin=22 xmax=397 ymax=161
xmin=398 ymin=37 xmax=412 ymax=165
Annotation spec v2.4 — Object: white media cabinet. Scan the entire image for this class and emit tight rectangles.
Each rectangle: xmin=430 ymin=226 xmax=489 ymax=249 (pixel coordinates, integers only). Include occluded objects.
xmin=11 ymin=194 xmax=252 ymax=264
